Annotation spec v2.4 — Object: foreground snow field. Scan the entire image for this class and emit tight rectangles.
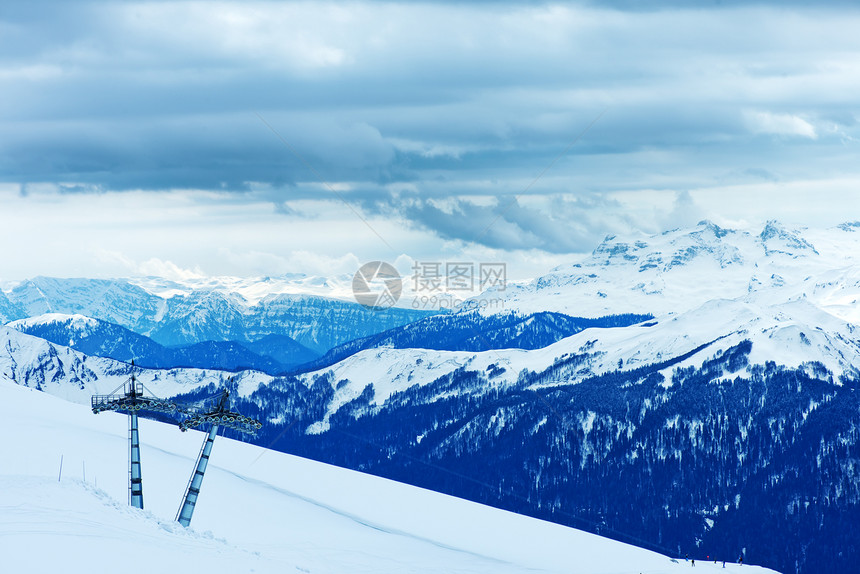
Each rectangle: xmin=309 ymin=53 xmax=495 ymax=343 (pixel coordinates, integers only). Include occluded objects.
xmin=0 ymin=380 xmax=778 ymax=573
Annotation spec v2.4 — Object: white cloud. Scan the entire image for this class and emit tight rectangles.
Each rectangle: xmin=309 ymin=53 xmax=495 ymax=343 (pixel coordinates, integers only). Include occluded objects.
xmin=746 ymin=111 xmax=818 ymax=139
xmin=108 ymin=3 xmax=352 ymax=71
xmin=388 ymin=138 xmax=476 ymax=159
xmin=661 ymin=191 xmax=706 ymax=231
xmin=688 ymin=178 xmax=860 ymax=229
xmin=137 ymin=258 xmax=207 ymax=281
xmin=0 ymin=64 xmax=64 ymax=81
xmin=215 ymin=248 xmax=364 ymax=278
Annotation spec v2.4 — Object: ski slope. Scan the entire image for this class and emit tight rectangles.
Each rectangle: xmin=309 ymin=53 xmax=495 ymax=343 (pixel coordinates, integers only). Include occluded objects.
xmin=0 ymin=381 xmax=778 ymax=573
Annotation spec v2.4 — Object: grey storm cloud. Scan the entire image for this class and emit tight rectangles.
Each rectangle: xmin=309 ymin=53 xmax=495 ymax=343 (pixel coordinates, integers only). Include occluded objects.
xmin=396 ymin=194 xmax=634 ymax=253
xmin=2 ymin=0 xmax=860 ymax=253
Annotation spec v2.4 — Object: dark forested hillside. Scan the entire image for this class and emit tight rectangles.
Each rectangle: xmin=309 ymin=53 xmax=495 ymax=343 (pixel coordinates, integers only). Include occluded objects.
xmin=186 ymin=340 xmax=859 ymax=574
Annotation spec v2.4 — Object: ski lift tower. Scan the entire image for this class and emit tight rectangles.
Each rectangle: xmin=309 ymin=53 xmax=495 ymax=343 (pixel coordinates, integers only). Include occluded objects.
xmin=175 ymin=389 xmax=261 ymax=527
xmin=91 ymin=362 xmax=179 ymax=509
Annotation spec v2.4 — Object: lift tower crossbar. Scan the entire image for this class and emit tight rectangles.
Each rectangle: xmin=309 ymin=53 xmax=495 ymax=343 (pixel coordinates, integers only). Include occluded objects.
xmin=176 ymin=389 xmax=261 ymax=527
xmin=91 ymin=363 xmax=179 ymax=509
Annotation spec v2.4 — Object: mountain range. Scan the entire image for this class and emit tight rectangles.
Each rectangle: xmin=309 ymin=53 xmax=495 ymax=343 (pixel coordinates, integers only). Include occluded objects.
xmin=1 ymin=277 xmax=433 ymax=353
xmin=7 ymin=314 xmax=315 ymax=374
xmin=4 ymin=219 xmax=860 ymax=574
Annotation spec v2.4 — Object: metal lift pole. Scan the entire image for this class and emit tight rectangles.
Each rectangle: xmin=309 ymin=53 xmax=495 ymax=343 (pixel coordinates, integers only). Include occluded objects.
xmin=176 ymin=424 xmax=219 ymax=527
xmin=129 ymin=412 xmax=144 ymax=509
xmin=91 ymin=361 xmax=179 ymax=510
xmin=175 ymin=388 xmax=261 ymax=528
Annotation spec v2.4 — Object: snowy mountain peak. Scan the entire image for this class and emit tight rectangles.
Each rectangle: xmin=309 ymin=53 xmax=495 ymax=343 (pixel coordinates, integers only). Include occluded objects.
xmin=836 ymin=221 xmax=860 ymax=232
xmin=468 ymin=220 xmax=860 ymax=321
xmin=693 ymin=219 xmax=731 ymax=239
xmin=759 ymin=220 xmax=818 ymax=257
xmin=590 ymin=236 xmax=648 ymax=267
xmin=665 ymin=221 xmax=744 ymax=270
xmin=586 ymin=220 xmax=746 ymax=275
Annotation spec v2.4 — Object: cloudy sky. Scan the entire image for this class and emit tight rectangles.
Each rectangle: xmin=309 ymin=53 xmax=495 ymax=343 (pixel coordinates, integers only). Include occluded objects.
xmin=2 ymin=0 xmax=860 ymax=283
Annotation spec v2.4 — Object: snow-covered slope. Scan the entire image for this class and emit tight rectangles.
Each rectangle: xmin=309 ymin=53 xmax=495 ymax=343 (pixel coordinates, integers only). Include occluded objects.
xmin=0 ymin=380 xmax=778 ymax=573
xmin=8 ymin=312 xmax=101 ymax=332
